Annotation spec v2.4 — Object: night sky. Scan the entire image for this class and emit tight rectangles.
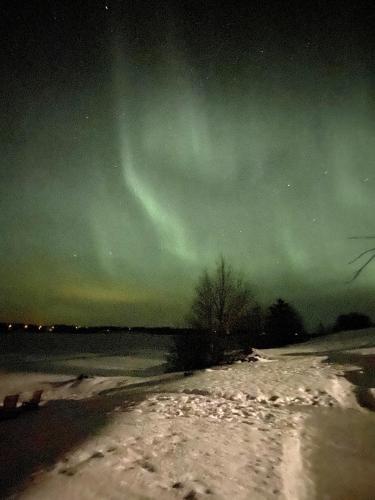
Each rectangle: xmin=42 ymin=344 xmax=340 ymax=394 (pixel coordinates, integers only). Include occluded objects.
xmin=1 ymin=1 xmax=375 ymax=328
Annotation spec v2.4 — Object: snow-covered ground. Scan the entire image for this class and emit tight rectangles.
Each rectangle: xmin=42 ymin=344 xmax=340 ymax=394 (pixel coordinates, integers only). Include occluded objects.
xmin=1 ymin=328 xmax=375 ymax=499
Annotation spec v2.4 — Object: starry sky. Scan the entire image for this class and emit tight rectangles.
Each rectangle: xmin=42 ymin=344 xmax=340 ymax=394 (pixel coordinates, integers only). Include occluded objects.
xmin=1 ymin=1 xmax=375 ymax=329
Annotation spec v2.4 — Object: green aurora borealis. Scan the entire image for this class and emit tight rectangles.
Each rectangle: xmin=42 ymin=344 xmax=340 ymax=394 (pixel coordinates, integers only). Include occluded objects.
xmin=1 ymin=2 xmax=375 ymax=328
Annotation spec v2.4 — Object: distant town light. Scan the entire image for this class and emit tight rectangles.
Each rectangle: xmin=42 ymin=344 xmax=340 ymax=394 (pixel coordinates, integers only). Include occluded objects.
xmin=8 ymin=324 xmax=12 ymax=329
xmin=24 ymin=324 xmax=28 ymax=329
xmin=38 ymin=325 xmax=42 ymax=330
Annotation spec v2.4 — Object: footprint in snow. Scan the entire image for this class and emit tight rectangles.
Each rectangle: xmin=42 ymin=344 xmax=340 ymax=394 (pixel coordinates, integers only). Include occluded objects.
xmin=184 ymin=491 xmax=198 ymax=500
xmin=173 ymin=480 xmax=212 ymax=497
xmin=140 ymin=460 xmax=156 ymax=472
xmin=59 ymin=450 xmax=105 ymax=476
xmin=172 ymin=481 xmax=183 ymax=489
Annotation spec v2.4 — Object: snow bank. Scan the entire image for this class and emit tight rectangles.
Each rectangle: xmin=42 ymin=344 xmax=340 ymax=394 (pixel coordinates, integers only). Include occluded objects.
xmin=278 ymin=327 xmax=375 ymax=354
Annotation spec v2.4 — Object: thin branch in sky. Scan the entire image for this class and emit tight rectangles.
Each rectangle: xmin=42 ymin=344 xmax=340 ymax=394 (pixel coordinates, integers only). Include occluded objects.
xmin=348 ymin=247 xmax=375 ymax=265
xmin=347 ymin=251 xmax=375 ymax=283
xmin=347 ymin=235 xmax=375 ymax=282
xmin=348 ymin=236 xmax=375 ymax=240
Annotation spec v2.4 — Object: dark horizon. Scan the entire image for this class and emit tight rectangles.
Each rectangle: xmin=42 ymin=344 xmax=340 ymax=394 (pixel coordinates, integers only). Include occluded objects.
xmin=1 ymin=286 xmax=374 ymax=332
xmin=1 ymin=1 xmax=375 ymax=329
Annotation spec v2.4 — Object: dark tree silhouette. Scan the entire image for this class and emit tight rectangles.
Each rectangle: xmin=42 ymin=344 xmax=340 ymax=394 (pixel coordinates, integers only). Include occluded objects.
xmin=264 ymin=298 xmax=305 ymax=346
xmin=188 ymin=256 xmax=255 ymax=335
xmin=170 ymin=258 xmax=255 ymax=370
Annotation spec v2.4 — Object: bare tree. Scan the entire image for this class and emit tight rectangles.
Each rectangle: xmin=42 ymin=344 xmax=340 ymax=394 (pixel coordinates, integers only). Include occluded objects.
xmin=348 ymin=236 xmax=375 ymax=282
xmin=189 ymin=257 xmax=254 ymax=334
xmin=189 ymin=270 xmax=215 ymax=331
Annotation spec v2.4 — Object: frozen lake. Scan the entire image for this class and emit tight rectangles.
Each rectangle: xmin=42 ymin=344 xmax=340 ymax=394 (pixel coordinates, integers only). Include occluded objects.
xmin=0 ymin=331 xmax=175 ymax=377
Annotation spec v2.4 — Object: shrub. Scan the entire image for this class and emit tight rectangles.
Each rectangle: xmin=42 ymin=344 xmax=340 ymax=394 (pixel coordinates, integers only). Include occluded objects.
xmin=333 ymin=312 xmax=372 ymax=332
xmin=168 ymin=330 xmax=225 ymax=371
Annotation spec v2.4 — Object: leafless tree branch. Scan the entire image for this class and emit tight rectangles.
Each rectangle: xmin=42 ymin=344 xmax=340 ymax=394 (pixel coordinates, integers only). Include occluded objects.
xmin=348 ymin=247 xmax=375 ymax=265
xmin=348 ymin=236 xmax=375 ymax=240
xmin=189 ymin=257 xmax=254 ymax=334
xmin=347 ymin=251 xmax=375 ymax=283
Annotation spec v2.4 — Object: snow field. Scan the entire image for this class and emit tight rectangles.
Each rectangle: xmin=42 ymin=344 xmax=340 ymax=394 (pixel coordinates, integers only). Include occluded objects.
xmin=4 ymin=328 xmax=375 ymax=499
xmin=17 ymin=352 xmax=347 ymax=500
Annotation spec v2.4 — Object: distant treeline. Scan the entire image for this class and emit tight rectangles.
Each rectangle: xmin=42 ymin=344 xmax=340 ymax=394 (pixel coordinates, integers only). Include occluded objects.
xmin=0 ymin=323 xmax=192 ymax=335
xmin=1 ymin=313 xmax=372 ymax=338
xmin=312 ymin=312 xmax=373 ymax=338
